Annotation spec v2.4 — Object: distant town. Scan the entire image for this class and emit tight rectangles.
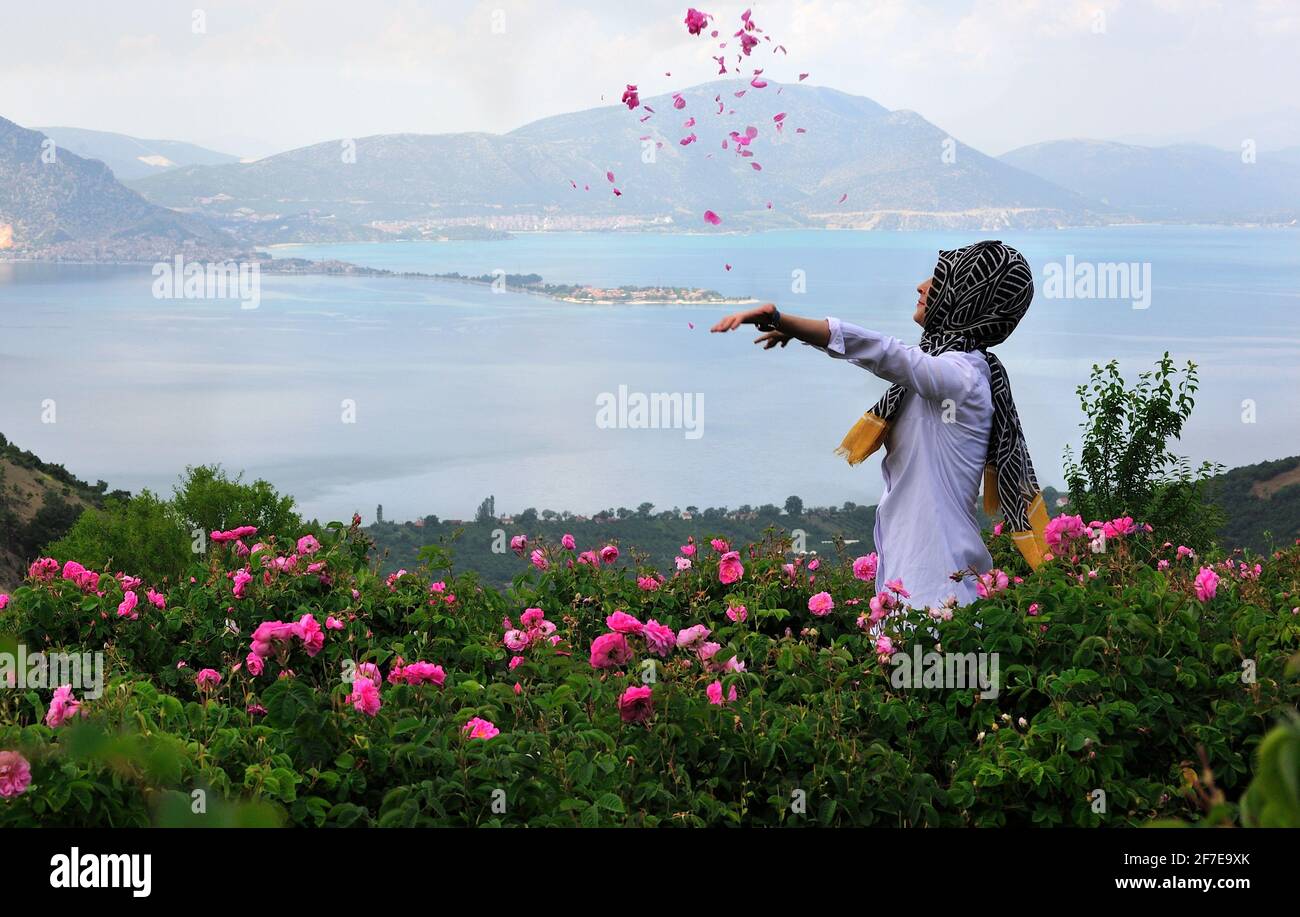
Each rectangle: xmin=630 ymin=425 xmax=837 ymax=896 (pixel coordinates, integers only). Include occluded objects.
xmin=430 ymin=271 xmax=756 ymax=305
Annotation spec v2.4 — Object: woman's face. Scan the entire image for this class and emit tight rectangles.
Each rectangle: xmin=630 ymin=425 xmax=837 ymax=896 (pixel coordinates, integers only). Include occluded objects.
xmin=913 ymin=277 xmax=933 ymax=326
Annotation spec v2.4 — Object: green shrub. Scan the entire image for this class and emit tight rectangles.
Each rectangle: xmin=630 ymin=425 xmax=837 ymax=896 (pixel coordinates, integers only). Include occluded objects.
xmin=1063 ymin=354 xmax=1224 ymax=551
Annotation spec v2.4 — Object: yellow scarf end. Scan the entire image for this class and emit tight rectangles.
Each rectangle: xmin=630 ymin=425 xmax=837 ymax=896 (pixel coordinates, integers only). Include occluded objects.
xmin=1011 ymin=492 xmax=1051 ymax=570
xmin=983 ymin=464 xmax=1000 ymax=516
xmin=835 ymin=413 xmax=888 ymax=466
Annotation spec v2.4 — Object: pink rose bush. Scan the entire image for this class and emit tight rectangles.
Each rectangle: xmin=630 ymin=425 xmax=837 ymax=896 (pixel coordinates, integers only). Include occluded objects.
xmin=1 ymin=511 xmax=1294 ymax=828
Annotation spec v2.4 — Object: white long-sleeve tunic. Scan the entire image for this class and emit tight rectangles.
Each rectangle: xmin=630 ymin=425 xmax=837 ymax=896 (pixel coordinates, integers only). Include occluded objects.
xmin=819 ymin=318 xmax=994 ymax=608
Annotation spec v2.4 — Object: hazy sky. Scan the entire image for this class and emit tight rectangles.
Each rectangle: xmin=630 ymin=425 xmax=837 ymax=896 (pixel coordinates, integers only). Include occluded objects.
xmin=4 ymin=0 xmax=1297 ymax=158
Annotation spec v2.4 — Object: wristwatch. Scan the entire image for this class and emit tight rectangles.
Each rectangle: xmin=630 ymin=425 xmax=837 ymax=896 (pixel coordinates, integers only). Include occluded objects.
xmin=756 ymin=307 xmax=782 ymax=332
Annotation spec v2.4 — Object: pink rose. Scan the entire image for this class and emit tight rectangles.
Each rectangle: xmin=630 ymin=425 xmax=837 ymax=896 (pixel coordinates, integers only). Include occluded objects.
xmin=400 ymin=661 xmax=445 ymax=687
xmin=463 ymin=716 xmax=499 ymax=740
xmin=347 ymin=675 xmax=382 ymax=716
xmin=706 ymin=680 xmax=738 ymax=705
xmin=520 ymin=607 xmax=546 ymax=628
xmin=676 ymin=624 xmax=711 ymax=649
xmin=852 ymin=554 xmax=878 ymax=582
xmin=718 ymin=551 xmax=745 ymax=585
xmin=561 ymin=533 xmax=576 ymax=550
xmin=618 ymin=685 xmax=654 ymax=723
xmin=0 ymin=750 xmax=32 ymax=798
xmin=45 ymin=684 xmax=82 ymax=728
xmin=116 ymin=590 xmax=140 ymax=620
xmin=1194 ymin=566 xmax=1219 ymax=602
xmin=642 ymin=620 xmax=676 ymax=657
xmin=807 ymin=591 xmax=835 ymax=616
xmin=606 ymin=610 xmax=644 ymax=634
xmin=195 ymin=668 xmax=223 ymax=691
xmin=294 ymin=614 xmax=325 ymax=657
xmin=599 ymin=545 xmax=620 ymax=565
xmin=296 ymin=534 xmax=321 ymax=555
xmin=589 ymin=632 xmax=632 ymax=669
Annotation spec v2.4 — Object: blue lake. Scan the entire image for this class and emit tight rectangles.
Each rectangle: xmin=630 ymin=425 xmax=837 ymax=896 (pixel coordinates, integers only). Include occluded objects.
xmin=1 ymin=227 xmax=1296 ymax=523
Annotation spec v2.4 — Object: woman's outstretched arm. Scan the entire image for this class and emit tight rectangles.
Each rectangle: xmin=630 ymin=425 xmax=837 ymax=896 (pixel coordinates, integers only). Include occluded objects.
xmin=712 ymin=305 xmax=978 ymax=403
xmin=709 ymin=303 xmax=828 ymax=348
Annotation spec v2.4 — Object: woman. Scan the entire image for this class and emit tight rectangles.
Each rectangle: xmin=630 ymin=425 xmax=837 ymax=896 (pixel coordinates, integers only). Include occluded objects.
xmin=711 ymin=240 xmax=1048 ymax=609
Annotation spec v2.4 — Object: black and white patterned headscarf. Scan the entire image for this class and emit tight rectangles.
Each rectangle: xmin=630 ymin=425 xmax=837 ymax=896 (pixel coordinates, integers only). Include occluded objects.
xmin=866 ymin=241 xmax=1041 ymax=535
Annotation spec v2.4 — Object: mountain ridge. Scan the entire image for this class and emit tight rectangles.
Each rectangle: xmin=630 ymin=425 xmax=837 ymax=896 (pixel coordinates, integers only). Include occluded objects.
xmin=999 ymin=138 xmax=1300 ymax=223
xmin=125 ymin=79 xmax=1103 ymax=234
xmin=35 ymin=126 xmax=242 ymax=181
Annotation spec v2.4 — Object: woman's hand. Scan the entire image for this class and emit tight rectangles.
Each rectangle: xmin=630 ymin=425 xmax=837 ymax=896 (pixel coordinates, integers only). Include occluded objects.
xmin=754 ymin=330 xmax=792 ymax=349
xmin=710 ymin=302 xmax=777 ymax=333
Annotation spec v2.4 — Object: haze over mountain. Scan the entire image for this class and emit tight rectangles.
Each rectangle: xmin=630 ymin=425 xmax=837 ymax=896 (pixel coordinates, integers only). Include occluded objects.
xmin=999 ymin=140 xmax=1300 ymax=224
xmin=128 ymin=80 xmax=1101 ymax=234
xmin=35 ymin=126 xmax=242 ymax=181
xmin=0 ymin=116 xmax=220 ymax=255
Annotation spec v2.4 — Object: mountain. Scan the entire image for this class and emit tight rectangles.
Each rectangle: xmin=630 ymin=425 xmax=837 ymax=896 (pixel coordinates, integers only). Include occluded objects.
xmin=999 ymin=139 xmax=1300 ymax=224
xmin=128 ymin=80 xmax=1100 ymax=233
xmin=1209 ymin=455 xmax=1300 ymax=553
xmin=0 ymin=433 xmax=123 ymax=589
xmin=35 ymin=126 xmax=241 ymax=181
xmin=0 ymin=116 xmax=225 ymax=255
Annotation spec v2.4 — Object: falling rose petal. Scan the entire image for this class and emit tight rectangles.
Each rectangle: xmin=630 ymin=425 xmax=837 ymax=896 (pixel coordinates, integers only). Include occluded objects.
xmin=613 ymin=188 xmax=622 ymax=196
xmin=750 ymin=78 xmax=767 ymax=89
xmin=645 ymin=105 xmax=655 ymax=113
xmin=684 ymin=116 xmax=696 ymax=128
xmin=798 ymin=72 xmax=809 ymax=81
xmin=725 ymin=264 xmax=732 ymax=271
xmin=621 ymin=84 xmax=640 ymax=110
xmin=751 ymin=162 xmax=762 ymax=170
xmin=640 ymin=114 xmax=652 ymax=122
xmin=773 ymin=112 xmax=786 ymax=122
xmin=710 ymin=29 xmax=718 ymax=37
xmin=734 ymin=90 xmax=747 ymax=98
xmin=766 ymin=201 xmax=773 ymax=209
xmin=672 ymin=93 xmax=687 ymax=110
xmin=584 ymin=184 xmax=590 ymax=190
xmin=684 ymin=8 xmax=710 ymax=35
xmin=688 ymin=321 xmax=695 ymax=329
xmin=795 ymin=127 xmax=807 ymax=133
xmin=569 ymin=179 xmax=577 ymax=188
xmin=838 ymin=193 xmax=848 ymax=204
xmin=775 ymin=44 xmax=787 ymax=54
xmin=703 ymin=210 xmax=722 ymax=225
xmin=607 ymin=171 xmax=615 ymax=183
xmin=679 ymin=133 xmax=698 ymax=146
